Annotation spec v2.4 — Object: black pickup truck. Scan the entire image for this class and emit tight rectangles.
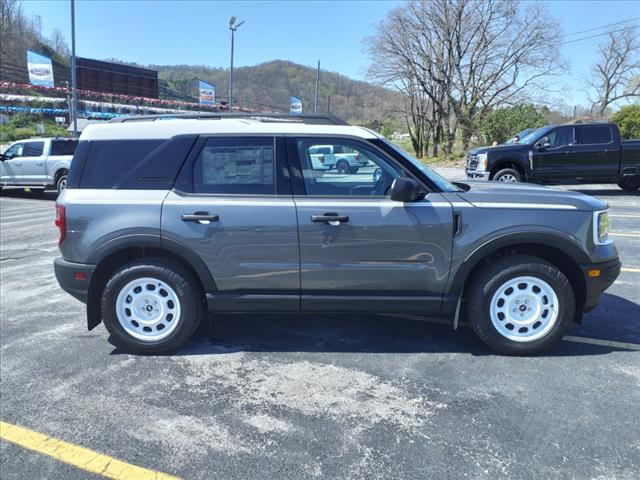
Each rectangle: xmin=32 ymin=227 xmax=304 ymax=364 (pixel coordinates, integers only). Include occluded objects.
xmin=466 ymin=122 xmax=640 ymax=191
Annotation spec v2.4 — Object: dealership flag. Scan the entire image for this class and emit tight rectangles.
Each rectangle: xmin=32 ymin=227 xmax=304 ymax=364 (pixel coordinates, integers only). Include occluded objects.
xmin=27 ymin=50 xmax=54 ymax=87
xmin=199 ymin=80 xmax=215 ymax=105
xmin=290 ymin=96 xmax=303 ymax=115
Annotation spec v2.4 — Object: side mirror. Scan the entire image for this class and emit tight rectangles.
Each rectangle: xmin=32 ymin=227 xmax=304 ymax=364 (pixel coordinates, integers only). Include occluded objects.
xmin=535 ymin=137 xmax=551 ymax=150
xmin=390 ymin=177 xmax=422 ymax=202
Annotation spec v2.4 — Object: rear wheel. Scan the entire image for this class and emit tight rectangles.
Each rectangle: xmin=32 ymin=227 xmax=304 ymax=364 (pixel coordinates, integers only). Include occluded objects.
xmin=101 ymin=259 xmax=203 ymax=353
xmin=56 ymin=173 xmax=68 ymax=194
xmin=465 ymin=255 xmax=575 ymax=355
xmin=336 ymin=161 xmax=350 ymax=174
xmin=493 ymin=168 xmax=522 ymax=183
xmin=617 ymin=178 xmax=640 ymax=192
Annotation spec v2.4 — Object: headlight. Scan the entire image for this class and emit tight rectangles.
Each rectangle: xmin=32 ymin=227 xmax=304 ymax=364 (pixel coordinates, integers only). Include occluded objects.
xmin=477 ymin=153 xmax=488 ymax=171
xmin=593 ymin=210 xmax=611 ymax=245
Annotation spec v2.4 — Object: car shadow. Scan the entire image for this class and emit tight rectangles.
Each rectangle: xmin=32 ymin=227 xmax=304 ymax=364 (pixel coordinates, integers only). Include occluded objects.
xmin=572 ymin=292 xmax=640 ymax=344
xmin=109 ymin=294 xmax=639 ymax=357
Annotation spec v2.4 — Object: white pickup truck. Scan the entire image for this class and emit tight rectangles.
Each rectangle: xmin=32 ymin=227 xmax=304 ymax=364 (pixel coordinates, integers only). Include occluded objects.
xmin=309 ymin=144 xmax=370 ymax=174
xmin=0 ymin=137 xmax=77 ymax=193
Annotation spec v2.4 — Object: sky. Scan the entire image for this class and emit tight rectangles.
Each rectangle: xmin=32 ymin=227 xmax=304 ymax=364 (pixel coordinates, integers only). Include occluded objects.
xmin=19 ymin=0 xmax=640 ymax=108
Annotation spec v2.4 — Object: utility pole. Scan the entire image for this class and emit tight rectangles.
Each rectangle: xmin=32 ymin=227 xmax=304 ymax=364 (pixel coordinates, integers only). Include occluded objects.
xmin=228 ymin=17 xmax=244 ymax=112
xmin=314 ymin=60 xmax=320 ymax=114
xmin=327 ymin=95 xmax=331 ymax=115
xmin=70 ymin=0 xmax=78 ymax=137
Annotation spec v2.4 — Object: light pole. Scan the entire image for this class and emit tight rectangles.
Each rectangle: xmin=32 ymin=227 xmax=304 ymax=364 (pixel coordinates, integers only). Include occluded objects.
xmin=228 ymin=16 xmax=244 ymax=112
xmin=70 ymin=0 xmax=78 ymax=137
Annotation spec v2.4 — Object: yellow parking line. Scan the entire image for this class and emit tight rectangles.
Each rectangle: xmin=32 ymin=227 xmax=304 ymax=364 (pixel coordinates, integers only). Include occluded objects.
xmin=609 ymin=214 xmax=640 ymax=218
xmin=621 ymin=267 xmax=640 ymax=273
xmin=0 ymin=421 xmax=180 ymax=480
xmin=609 ymin=232 xmax=640 ymax=238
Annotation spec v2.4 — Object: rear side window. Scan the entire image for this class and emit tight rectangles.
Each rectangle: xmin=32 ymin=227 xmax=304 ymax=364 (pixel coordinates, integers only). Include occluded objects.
xmin=576 ymin=125 xmax=612 ymax=145
xmin=23 ymin=142 xmax=44 ymax=156
xmin=79 ymin=136 xmax=197 ymax=189
xmin=51 ymin=140 xmax=78 ymax=156
xmin=193 ymin=137 xmax=275 ymax=194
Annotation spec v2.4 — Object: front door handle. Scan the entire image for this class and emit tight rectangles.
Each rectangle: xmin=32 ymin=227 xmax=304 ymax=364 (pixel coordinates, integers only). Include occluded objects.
xmin=311 ymin=213 xmax=349 ymax=225
xmin=181 ymin=212 xmax=219 ymax=224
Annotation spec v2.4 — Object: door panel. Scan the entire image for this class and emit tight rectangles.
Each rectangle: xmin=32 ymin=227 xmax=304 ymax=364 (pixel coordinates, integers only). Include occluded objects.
xmin=294 ymin=195 xmax=453 ymax=311
xmin=20 ymin=141 xmax=46 ymax=183
xmin=574 ymin=125 xmax=618 ymax=179
xmin=162 ymin=192 xmax=300 ymax=293
xmin=531 ymin=126 xmax=577 ymax=181
xmin=1 ymin=143 xmax=24 ymax=183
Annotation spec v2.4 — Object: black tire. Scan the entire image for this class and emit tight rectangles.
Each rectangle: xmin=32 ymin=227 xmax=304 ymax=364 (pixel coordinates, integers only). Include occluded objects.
xmin=336 ymin=161 xmax=350 ymax=174
xmin=493 ymin=168 xmax=522 ymax=183
xmin=56 ymin=173 xmax=68 ymax=194
xmin=101 ymin=258 xmax=203 ymax=354
xmin=617 ymin=178 xmax=640 ymax=192
xmin=464 ymin=254 xmax=575 ymax=355
xmin=348 ymin=166 xmax=360 ymax=174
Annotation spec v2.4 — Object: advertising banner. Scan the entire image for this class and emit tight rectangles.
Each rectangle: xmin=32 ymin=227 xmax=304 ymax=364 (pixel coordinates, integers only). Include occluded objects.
xmin=199 ymin=80 xmax=215 ymax=105
xmin=27 ymin=50 xmax=54 ymax=87
xmin=290 ymin=96 xmax=303 ymax=115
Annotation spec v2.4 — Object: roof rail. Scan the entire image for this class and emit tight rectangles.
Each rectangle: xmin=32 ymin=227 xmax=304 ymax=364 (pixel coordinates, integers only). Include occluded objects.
xmin=108 ymin=113 xmax=349 ymax=126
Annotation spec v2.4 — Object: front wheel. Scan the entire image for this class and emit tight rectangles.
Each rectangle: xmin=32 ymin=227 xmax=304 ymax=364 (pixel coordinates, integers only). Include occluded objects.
xmin=465 ymin=255 xmax=575 ymax=355
xmin=493 ymin=168 xmax=522 ymax=183
xmin=617 ymin=178 xmax=640 ymax=192
xmin=336 ymin=161 xmax=350 ymax=174
xmin=101 ymin=259 xmax=203 ymax=354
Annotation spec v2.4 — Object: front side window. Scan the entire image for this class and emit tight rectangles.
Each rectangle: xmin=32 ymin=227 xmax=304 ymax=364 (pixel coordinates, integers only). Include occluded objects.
xmin=4 ymin=143 xmax=24 ymax=159
xmin=546 ymin=127 xmax=574 ymax=148
xmin=193 ymin=137 xmax=275 ymax=195
xmin=297 ymin=138 xmax=401 ymax=196
xmin=576 ymin=125 xmax=612 ymax=145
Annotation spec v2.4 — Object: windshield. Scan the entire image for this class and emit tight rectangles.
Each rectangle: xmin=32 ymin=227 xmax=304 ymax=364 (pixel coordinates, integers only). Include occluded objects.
xmin=375 ymin=138 xmax=461 ymax=192
xmin=519 ymin=127 xmax=549 ymax=145
xmin=504 ymin=128 xmax=533 ymax=145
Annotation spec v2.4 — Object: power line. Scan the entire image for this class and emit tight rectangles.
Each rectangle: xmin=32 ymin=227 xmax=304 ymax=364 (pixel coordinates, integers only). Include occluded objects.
xmin=561 ymin=24 xmax=639 ymax=46
xmin=564 ymin=17 xmax=640 ymax=38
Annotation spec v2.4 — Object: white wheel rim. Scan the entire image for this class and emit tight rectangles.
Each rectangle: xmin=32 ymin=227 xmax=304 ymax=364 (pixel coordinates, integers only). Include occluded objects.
xmin=498 ymin=173 xmax=517 ymax=182
xmin=59 ymin=178 xmax=67 ymax=190
xmin=115 ymin=277 xmax=181 ymax=341
xmin=489 ymin=275 xmax=559 ymax=342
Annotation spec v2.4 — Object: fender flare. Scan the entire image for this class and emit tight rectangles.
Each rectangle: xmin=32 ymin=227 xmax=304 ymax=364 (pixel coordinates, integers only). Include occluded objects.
xmin=447 ymin=230 xmax=590 ymax=296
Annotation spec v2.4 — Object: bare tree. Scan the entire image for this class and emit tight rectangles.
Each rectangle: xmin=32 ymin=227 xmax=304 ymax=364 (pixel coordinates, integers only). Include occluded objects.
xmin=367 ymin=0 xmax=564 ymax=152
xmin=588 ymin=26 xmax=640 ymax=117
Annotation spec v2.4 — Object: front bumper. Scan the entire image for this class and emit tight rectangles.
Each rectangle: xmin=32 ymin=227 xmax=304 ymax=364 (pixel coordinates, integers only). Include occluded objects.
xmin=581 ymin=257 xmax=621 ymax=312
xmin=54 ymin=257 xmax=96 ymax=303
xmin=466 ymin=170 xmax=490 ymax=180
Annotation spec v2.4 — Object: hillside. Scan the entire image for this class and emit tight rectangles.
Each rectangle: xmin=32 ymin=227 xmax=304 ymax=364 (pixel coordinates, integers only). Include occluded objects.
xmin=151 ymin=60 xmax=400 ymax=125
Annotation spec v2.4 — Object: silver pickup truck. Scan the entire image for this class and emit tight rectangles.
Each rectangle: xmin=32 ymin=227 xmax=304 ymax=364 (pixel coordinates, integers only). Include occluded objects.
xmin=0 ymin=137 xmax=77 ymax=193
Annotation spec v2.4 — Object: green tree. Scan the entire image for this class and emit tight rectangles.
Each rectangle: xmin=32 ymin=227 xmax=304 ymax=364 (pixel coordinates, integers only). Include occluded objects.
xmin=479 ymin=104 xmax=546 ymax=144
xmin=612 ymin=105 xmax=640 ymax=139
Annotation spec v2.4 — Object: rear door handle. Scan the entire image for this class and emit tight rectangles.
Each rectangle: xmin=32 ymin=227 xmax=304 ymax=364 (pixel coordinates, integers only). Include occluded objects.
xmin=181 ymin=212 xmax=219 ymax=224
xmin=311 ymin=213 xmax=349 ymax=224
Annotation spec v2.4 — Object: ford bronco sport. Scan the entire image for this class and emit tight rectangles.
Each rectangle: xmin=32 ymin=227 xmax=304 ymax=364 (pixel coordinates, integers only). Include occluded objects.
xmin=53 ymin=113 xmax=621 ymax=355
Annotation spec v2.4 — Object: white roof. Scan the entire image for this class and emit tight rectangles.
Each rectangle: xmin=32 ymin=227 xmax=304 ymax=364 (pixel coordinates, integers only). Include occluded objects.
xmin=80 ymin=118 xmax=378 ymax=141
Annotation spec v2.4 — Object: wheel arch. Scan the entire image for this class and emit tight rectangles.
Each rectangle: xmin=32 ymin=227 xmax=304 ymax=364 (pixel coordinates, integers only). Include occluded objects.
xmin=489 ymin=159 xmax=526 ymax=180
xmin=85 ymin=239 xmax=216 ymax=330
xmin=449 ymin=234 xmax=589 ymax=320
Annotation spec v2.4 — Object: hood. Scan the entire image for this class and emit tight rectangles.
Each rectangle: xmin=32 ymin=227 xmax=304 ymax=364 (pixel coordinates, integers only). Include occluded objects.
xmin=469 ymin=144 xmax=529 ymax=155
xmin=453 ymin=181 xmax=608 ymax=211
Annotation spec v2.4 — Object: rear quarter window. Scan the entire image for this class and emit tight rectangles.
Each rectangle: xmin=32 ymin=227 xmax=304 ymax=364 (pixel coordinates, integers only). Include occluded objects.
xmin=78 ymin=136 xmax=197 ymax=189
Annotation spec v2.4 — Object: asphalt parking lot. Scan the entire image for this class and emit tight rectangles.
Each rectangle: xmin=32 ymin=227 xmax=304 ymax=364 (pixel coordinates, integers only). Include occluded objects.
xmin=1 ymin=176 xmax=639 ymax=480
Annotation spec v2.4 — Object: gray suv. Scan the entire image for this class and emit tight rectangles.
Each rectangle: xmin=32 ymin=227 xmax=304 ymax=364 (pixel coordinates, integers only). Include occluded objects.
xmin=53 ymin=114 xmax=621 ymax=355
